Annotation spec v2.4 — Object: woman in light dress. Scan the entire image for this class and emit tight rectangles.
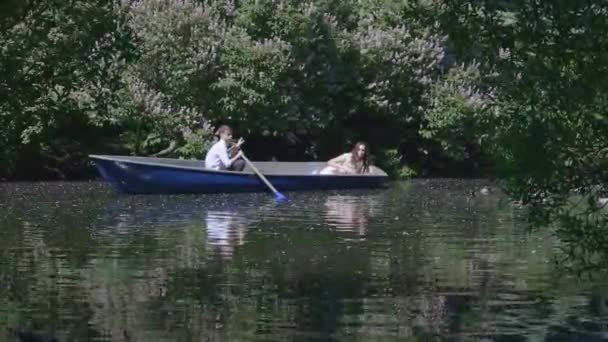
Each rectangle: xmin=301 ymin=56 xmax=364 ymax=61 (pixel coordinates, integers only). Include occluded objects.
xmin=319 ymin=141 xmax=371 ymax=175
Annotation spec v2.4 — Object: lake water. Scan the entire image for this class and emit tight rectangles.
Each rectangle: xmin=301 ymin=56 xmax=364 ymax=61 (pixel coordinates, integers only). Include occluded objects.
xmin=1 ymin=180 xmax=607 ymax=341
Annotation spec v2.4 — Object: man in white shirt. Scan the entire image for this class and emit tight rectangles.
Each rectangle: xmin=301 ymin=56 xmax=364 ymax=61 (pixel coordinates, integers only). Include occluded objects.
xmin=204 ymin=125 xmax=246 ymax=171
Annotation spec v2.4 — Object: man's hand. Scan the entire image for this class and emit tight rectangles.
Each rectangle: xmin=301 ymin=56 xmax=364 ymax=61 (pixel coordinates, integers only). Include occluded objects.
xmin=236 ymin=137 xmax=245 ymax=147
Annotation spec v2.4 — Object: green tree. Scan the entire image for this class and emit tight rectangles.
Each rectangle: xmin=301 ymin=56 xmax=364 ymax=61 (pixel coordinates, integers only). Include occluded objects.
xmin=437 ymin=0 xmax=608 ymax=271
xmin=0 ymin=0 xmax=130 ymax=178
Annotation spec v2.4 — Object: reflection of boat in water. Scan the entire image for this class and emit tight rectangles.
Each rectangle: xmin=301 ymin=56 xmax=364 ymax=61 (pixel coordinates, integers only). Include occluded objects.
xmin=205 ymin=210 xmax=249 ymax=258
xmin=94 ymin=194 xmax=279 ymax=260
xmin=323 ymin=194 xmax=379 ymax=238
xmin=96 ymin=193 xmax=275 ymax=228
xmin=94 ymin=190 xmax=384 ymax=258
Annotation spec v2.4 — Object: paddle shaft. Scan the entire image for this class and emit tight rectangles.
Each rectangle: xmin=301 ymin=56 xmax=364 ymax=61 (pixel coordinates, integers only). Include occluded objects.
xmin=241 ymin=154 xmax=283 ymax=196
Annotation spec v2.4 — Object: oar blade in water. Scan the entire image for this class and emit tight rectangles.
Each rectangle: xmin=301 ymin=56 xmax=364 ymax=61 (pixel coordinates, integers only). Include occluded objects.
xmin=275 ymin=192 xmax=287 ymax=201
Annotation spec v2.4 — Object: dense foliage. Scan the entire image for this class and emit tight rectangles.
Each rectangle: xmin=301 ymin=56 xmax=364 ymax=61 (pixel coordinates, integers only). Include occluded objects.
xmin=2 ymin=1 xmax=608 ymax=269
xmin=435 ymin=0 xmax=608 ymax=272
xmin=0 ymin=0 xmax=486 ymax=179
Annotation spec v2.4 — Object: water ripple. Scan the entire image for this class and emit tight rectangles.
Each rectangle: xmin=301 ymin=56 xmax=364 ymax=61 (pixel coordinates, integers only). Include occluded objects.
xmin=1 ymin=180 xmax=608 ymax=341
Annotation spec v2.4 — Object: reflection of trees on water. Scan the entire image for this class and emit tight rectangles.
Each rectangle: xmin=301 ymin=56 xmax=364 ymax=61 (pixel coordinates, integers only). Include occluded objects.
xmin=1 ymin=182 xmax=608 ymax=340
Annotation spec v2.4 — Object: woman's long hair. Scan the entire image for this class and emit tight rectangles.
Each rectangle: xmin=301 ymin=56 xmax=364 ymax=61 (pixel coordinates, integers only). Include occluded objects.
xmin=351 ymin=141 xmax=370 ymax=174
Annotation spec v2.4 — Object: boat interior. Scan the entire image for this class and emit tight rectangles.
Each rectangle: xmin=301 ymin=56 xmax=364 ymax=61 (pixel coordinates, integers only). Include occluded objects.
xmin=90 ymin=155 xmax=388 ymax=176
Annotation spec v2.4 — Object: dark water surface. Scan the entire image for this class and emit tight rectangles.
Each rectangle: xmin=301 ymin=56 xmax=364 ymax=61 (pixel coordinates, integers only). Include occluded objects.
xmin=1 ymin=180 xmax=608 ymax=341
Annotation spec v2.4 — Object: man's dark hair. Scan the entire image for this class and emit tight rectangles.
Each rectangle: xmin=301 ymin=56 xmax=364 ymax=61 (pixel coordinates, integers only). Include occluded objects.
xmin=215 ymin=125 xmax=232 ymax=136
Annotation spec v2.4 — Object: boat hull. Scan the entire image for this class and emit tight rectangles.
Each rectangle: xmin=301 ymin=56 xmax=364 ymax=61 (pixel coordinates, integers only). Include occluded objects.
xmin=90 ymin=155 xmax=389 ymax=194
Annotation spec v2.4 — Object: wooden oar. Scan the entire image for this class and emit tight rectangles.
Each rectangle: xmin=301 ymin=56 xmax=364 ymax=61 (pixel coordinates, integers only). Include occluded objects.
xmin=241 ymin=154 xmax=287 ymax=201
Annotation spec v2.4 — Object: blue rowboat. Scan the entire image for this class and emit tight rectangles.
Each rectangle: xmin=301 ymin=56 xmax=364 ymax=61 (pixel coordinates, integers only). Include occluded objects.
xmin=89 ymin=155 xmax=389 ymax=194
